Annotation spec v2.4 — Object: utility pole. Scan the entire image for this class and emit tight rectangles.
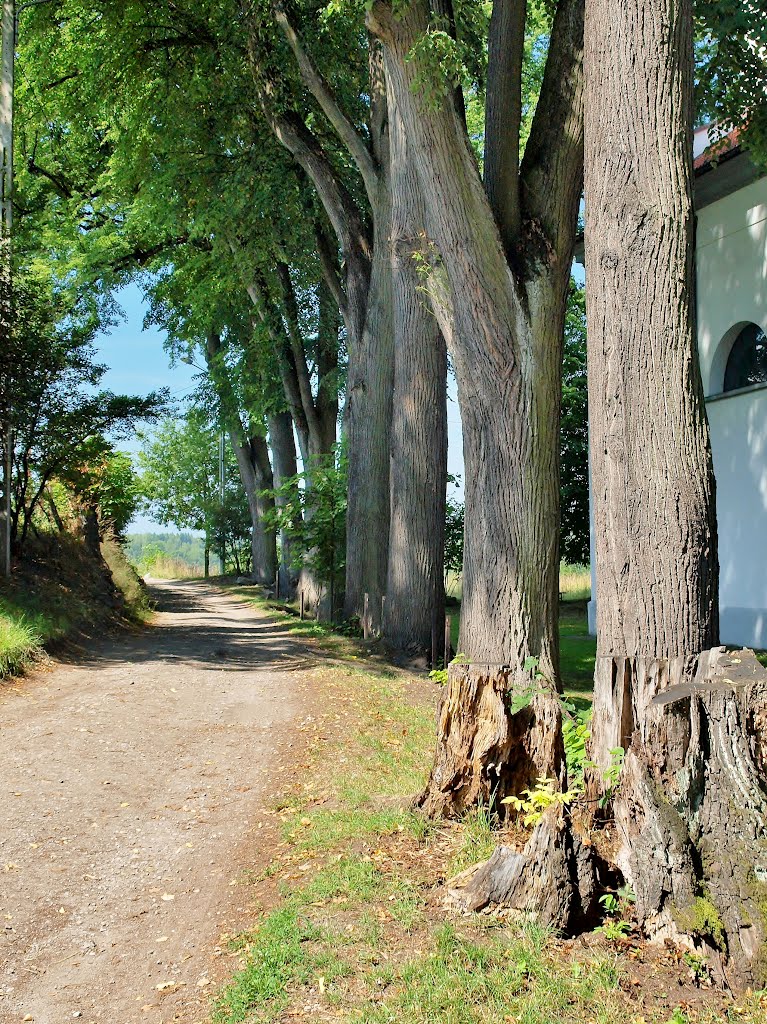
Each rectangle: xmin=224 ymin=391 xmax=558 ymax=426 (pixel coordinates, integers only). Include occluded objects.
xmin=0 ymin=0 xmax=14 ymax=579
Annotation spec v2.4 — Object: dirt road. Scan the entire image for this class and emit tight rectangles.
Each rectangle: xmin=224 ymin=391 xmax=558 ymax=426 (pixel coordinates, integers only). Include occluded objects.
xmin=0 ymin=580 xmax=316 ymax=1024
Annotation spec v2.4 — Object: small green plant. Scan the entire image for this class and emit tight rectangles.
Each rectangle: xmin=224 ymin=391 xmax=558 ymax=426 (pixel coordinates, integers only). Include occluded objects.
xmin=599 ymin=893 xmax=620 ymax=916
xmin=599 ymin=918 xmax=631 ymax=940
xmin=501 ymin=777 xmax=580 ymax=828
xmin=596 ymin=889 xmax=633 ymax=940
xmin=429 ymin=652 xmax=467 ymax=686
xmin=683 ymin=950 xmax=710 ymax=983
xmin=667 ymin=1009 xmax=689 ymax=1024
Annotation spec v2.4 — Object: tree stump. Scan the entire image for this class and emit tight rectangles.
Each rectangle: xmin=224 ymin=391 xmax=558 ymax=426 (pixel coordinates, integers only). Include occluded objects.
xmin=448 ymin=807 xmax=600 ymax=931
xmin=416 ymin=664 xmax=565 ymax=818
xmin=613 ymin=648 xmax=767 ymax=989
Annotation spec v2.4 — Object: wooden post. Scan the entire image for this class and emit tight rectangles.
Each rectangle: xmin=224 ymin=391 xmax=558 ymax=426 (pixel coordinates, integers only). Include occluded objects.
xmin=300 ymin=590 xmax=305 ymax=621
xmin=444 ymin=614 xmax=452 ymax=667
xmin=363 ymin=592 xmax=369 ymax=640
xmin=275 ymin=571 xmax=280 ymax=601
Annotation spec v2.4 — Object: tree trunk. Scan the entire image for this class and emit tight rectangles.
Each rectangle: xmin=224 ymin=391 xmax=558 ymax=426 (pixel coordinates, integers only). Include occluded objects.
xmin=582 ymin=0 xmax=767 ymax=987
xmin=204 ymin=533 xmax=210 ymax=579
xmin=268 ymin=410 xmax=300 ymax=596
xmin=229 ymin=431 xmax=277 ymax=585
xmin=368 ymin=0 xmax=583 ymax=814
xmin=246 ymin=16 xmax=394 ymax=630
xmin=342 ymin=178 xmax=394 ymax=631
xmin=383 ymin=68 xmax=447 ymax=655
xmin=315 ymin=277 xmax=340 ymax=457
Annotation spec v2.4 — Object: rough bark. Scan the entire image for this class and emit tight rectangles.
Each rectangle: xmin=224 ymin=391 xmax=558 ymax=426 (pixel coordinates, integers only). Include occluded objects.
xmin=484 ymin=0 xmax=526 ymax=249
xmin=205 ymin=332 xmax=277 ymax=585
xmin=342 ymin=176 xmax=394 ymax=630
xmin=582 ymin=0 xmax=767 ymax=987
xmin=246 ymin=15 xmax=394 ymax=627
xmin=384 ymin=66 xmax=447 ymax=654
xmin=615 ymin=649 xmax=767 ymax=989
xmin=368 ymin=0 xmax=583 ymax=813
xmin=229 ymin=431 xmax=277 ymax=585
xmin=448 ymin=807 xmax=600 ymax=932
xmin=584 ymin=0 xmax=717 ymax=778
xmin=416 ymin=667 xmax=565 ymax=817
xmin=585 ymin=0 xmax=718 ymax=767
xmin=315 ymin=277 xmax=339 ymax=457
xmin=268 ymin=410 xmax=300 ymax=594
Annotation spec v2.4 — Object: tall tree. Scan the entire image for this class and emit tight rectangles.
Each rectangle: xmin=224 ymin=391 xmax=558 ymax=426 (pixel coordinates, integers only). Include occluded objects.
xmin=585 ymin=0 xmax=767 ymax=987
xmin=368 ymin=0 xmax=584 ymax=814
xmin=249 ymin=4 xmax=448 ymax=641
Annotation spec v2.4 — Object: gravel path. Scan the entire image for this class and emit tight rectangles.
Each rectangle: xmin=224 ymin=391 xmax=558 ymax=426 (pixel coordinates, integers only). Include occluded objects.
xmin=0 ymin=580 xmax=314 ymax=1024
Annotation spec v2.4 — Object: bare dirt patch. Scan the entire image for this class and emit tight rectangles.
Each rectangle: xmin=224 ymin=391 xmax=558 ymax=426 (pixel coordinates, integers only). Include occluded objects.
xmin=0 ymin=580 xmax=323 ymax=1024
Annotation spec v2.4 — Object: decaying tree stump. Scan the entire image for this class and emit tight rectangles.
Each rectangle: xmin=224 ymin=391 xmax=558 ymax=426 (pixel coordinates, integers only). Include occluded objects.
xmin=611 ymin=647 xmax=767 ymax=989
xmin=448 ymin=807 xmax=601 ymax=932
xmin=439 ymin=650 xmax=767 ymax=989
xmin=416 ymin=664 xmax=565 ymax=818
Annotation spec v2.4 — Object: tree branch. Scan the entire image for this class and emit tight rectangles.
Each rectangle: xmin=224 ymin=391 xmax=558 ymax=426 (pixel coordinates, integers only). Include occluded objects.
xmin=314 ymin=219 xmax=347 ymax=322
xmin=519 ymin=0 xmax=584 ymax=274
xmin=484 ymin=0 xmax=526 ymax=251
xmin=275 ymin=261 xmax=323 ymax=447
xmin=274 ymin=5 xmax=380 ymax=205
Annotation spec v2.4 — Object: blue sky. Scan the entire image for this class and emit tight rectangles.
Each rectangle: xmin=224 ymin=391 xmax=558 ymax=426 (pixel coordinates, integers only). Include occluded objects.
xmin=94 ymin=283 xmax=199 ymax=532
xmin=97 ymin=283 xmax=465 ymax=531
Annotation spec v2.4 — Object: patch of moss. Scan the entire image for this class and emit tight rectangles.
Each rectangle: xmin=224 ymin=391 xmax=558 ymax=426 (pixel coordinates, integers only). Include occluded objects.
xmin=672 ymin=896 xmax=726 ymax=950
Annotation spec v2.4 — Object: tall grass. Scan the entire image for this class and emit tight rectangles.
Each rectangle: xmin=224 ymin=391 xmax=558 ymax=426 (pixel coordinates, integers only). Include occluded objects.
xmin=447 ymin=562 xmax=591 ymax=605
xmin=559 ymin=561 xmax=591 ymax=601
xmin=101 ymin=534 xmax=155 ymax=621
xmin=0 ymin=615 xmax=43 ymax=678
xmin=139 ymin=553 xmax=203 ymax=579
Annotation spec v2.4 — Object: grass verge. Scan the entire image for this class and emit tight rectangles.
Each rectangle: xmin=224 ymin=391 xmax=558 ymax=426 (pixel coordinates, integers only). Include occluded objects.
xmin=211 ymin=653 xmax=764 ymax=1024
xmin=0 ymin=531 xmax=154 ymax=679
xmin=0 ymin=615 xmax=43 ymax=677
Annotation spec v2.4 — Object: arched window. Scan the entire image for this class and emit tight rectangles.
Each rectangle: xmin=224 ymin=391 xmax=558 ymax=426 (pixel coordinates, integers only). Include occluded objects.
xmin=723 ymin=322 xmax=767 ymax=393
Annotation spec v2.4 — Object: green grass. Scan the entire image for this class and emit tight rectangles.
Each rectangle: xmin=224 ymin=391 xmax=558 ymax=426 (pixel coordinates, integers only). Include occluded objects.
xmin=0 ymin=532 xmax=154 ymax=679
xmin=212 ymin=656 xmax=765 ymax=1024
xmin=0 ymin=615 xmax=43 ymax=678
xmin=353 ymin=922 xmax=623 ymax=1024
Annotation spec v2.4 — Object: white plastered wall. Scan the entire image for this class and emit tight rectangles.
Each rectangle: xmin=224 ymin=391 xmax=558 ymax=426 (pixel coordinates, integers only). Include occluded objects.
xmin=697 ymin=176 xmax=767 ymax=647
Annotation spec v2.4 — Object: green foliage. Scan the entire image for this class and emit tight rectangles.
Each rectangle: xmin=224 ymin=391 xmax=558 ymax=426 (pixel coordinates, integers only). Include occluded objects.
xmin=3 ymin=267 xmax=164 ymax=549
xmin=444 ymin=494 xmax=465 ymax=581
xmin=58 ymin=439 xmax=141 ymax=538
xmin=695 ymin=2 xmax=767 ymax=166
xmin=502 ymin=777 xmax=581 ymax=827
xmin=560 ymin=282 xmax=589 ymax=565
xmin=561 ymin=697 xmax=592 ymax=785
xmin=0 ymin=616 xmax=43 ymax=678
xmin=264 ymin=447 xmax=347 ymax=600
xmin=126 ymin=532 xmax=206 ymax=574
xmin=429 ymin=651 xmax=467 ymax=686
xmin=138 ymin=408 xmax=252 ymax=574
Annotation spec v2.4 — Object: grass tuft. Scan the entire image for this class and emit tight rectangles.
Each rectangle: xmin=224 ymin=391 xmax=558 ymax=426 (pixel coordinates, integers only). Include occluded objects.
xmin=0 ymin=615 xmax=43 ymax=678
